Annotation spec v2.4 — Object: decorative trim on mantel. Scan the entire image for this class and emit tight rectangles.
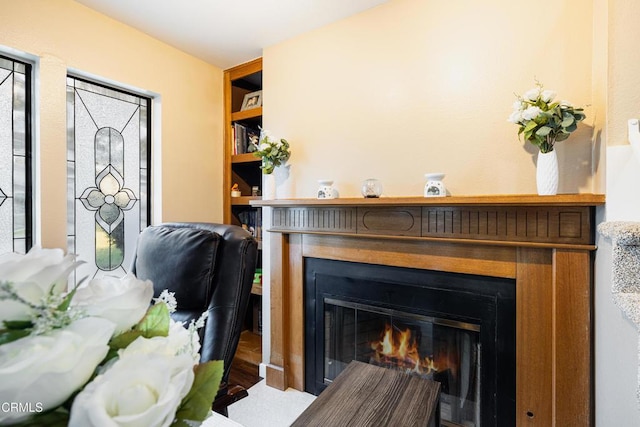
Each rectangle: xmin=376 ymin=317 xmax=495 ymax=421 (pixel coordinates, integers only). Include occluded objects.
xmin=598 ymin=222 xmax=640 ymax=327
xmin=253 ymin=194 xmax=605 ymax=249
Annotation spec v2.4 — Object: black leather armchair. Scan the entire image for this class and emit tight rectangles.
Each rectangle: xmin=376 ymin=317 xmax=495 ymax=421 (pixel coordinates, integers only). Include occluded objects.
xmin=131 ymin=222 xmax=258 ymax=415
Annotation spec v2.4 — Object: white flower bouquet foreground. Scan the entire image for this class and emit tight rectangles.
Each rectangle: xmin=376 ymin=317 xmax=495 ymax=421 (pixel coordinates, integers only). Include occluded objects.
xmin=0 ymin=247 xmax=223 ymax=426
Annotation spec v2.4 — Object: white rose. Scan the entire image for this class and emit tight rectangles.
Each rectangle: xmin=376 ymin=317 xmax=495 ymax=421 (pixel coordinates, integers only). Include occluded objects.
xmin=259 ymin=142 xmax=270 ymax=151
xmin=0 ymin=317 xmax=115 ymax=424
xmin=507 ymin=110 xmax=523 ymax=124
xmin=121 ymin=318 xmax=201 ymax=363
xmin=512 ymin=100 xmax=525 ymax=111
xmin=541 ymin=89 xmax=556 ymax=103
xmin=72 ymin=273 xmax=153 ymax=334
xmin=524 ymin=87 xmax=541 ymax=101
xmin=560 ymin=100 xmax=573 ymax=108
xmin=521 ymin=106 xmax=542 ymax=120
xmin=0 ymin=246 xmax=79 ymax=323
xmin=69 ymin=352 xmax=195 ymax=427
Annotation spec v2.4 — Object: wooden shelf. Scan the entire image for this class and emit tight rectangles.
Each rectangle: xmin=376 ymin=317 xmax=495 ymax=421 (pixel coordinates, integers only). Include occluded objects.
xmin=252 ymin=193 xmax=606 ymax=207
xmin=231 ymin=107 xmax=262 ymax=122
xmin=225 ymin=59 xmax=264 ymax=368
xmin=232 ymin=153 xmax=260 ymax=164
xmin=231 ymin=196 xmax=261 ymax=206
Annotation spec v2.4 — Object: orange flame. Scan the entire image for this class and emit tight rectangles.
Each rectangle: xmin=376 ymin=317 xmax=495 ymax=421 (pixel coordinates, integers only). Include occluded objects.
xmin=370 ymin=323 xmax=442 ymax=376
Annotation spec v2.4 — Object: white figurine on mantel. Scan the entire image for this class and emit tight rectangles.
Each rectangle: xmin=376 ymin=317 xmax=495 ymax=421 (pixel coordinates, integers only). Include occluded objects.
xmin=317 ymin=180 xmax=338 ymax=199
xmin=424 ymin=173 xmax=447 ymax=197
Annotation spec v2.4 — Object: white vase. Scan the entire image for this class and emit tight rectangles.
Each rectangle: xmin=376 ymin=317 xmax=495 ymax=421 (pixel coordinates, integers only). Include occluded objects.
xmin=536 ymin=150 xmax=558 ymax=195
xmin=263 ymin=173 xmax=276 ymax=200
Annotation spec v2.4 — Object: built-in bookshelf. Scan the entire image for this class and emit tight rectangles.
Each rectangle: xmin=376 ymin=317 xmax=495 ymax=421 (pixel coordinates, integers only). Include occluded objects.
xmin=224 ymin=57 xmax=263 ymax=241
xmin=223 ymin=58 xmax=263 ymax=369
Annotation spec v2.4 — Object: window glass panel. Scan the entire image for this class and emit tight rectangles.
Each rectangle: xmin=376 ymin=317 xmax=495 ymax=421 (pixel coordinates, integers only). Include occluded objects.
xmin=67 ymin=76 xmax=151 ymax=283
xmin=0 ymin=56 xmax=32 ymax=254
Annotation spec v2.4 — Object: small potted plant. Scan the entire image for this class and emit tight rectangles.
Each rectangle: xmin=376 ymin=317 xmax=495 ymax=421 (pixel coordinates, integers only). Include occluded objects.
xmin=508 ymin=81 xmax=586 ymax=195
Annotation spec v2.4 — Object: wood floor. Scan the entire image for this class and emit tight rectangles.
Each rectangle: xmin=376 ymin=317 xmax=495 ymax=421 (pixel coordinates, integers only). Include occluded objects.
xmin=229 ymin=330 xmax=263 ymax=390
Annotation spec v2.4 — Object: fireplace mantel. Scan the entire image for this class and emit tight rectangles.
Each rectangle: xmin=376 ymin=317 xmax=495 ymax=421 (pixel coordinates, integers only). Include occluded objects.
xmin=252 ymin=194 xmax=605 ymax=426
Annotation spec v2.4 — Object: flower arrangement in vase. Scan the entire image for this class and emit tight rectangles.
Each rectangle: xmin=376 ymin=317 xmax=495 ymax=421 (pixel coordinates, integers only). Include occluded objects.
xmin=508 ymin=81 xmax=586 ymax=195
xmin=0 ymin=247 xmax=222 ymax=426
xmin=251 ymin=129 xmax=290 ymax=175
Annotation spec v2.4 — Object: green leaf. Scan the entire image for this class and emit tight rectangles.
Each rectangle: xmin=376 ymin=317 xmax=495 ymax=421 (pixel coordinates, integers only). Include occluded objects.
xmin=175 ymin=360 xmax=225 ymax=423
xmin=134 ymin=303 xmax=170 ymax=338
xmin=3 ymin=320 xmax=33 ymax=330
xmin=57 ymin=287 xmax=78 ymax=312
xmin=109 ymin=329 xmax=143 ymax=350
xmin=523 ymin=120 xmax=538 ymax=132
xmin=535 ymin=126 xmax=552 ymax=137
xmin=561 ymin=115 xmax=575 ymax=128
xmin=0 ymin=328 xmax=30 ymax=345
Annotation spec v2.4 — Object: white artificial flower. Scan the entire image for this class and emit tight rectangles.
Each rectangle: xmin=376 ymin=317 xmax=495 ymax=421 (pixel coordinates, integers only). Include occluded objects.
xmin=560 ymin=100 xmax=573 ymax=108
xmin=259 ymin=142 xmax=270 ymax=151
xmin=154 ymin=289 xmax=177 ymax=313
xmin=524 ymin=87 xmax=541 ymax=101
xmin=521 ymin=106 xmax=542 ymax=121
xmin=507 ymin=110 xmax=523 ymax=124
xmin=0 ymin=317 xmax=115 ymax=424
xmin=69 ymin=352 xmax=195 ymax=427
xmin=541 ymin=90 xmax=557 ymax=103
xmin=120 ymin=317 xmax=202 ymax=364
xmin=512 ymin=100 xmax=525 ymax=111
xmin=71 ymin=273 xmax=153 ymax=334
xmin=0 ymin=247 xmax=80 ymax=323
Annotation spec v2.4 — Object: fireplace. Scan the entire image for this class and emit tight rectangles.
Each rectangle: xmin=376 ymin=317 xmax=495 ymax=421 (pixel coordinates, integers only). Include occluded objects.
xmin=304 ymin=258 xmax=516 ymax=426
xmin=253 ymin=195 xmax=604 ymax=425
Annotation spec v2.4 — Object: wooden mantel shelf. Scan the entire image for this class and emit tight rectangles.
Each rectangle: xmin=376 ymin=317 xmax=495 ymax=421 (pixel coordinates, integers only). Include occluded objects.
xmin=251 ymin=193 xmax=605 ymax=207
xmin=252 ymin=193 xmax=605 ymax=250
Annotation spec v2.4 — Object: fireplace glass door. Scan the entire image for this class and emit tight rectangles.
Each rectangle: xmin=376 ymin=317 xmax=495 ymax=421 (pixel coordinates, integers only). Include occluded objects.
xmin=324 ymin=299 xmax=481 ymax=427
xmin=304 ymin=258 xmax=516 ymax=426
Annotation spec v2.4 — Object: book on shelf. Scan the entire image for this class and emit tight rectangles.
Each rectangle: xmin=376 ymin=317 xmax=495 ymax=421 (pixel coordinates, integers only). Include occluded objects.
xmin=237 ymin=207 xmax=262 ymax=241
xmin=232 ymin=123 xmax=260 ymax=155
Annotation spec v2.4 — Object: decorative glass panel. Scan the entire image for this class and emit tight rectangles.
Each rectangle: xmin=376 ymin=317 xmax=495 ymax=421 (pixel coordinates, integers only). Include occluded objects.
xmin=67 ymin=77 xmax=150 ymax=282
xmin=0 ymin=56 xmax=32 ymax=254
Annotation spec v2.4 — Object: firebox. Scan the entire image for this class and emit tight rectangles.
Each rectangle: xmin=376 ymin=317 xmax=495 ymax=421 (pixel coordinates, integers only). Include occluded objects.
xmin=304 ymin=258 xmax=516 ymax=427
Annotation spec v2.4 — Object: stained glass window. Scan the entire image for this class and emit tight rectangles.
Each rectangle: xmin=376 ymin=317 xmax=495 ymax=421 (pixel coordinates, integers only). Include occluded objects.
xmin=67 ymin=76 xmax=150 ymax=282
xmin=0 ymin=55 xmax=32 ymax=254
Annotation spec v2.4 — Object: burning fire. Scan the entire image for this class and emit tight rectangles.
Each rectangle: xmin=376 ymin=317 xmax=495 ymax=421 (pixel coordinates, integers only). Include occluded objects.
xmin=370 ymin=323 xmax=455 ymax=377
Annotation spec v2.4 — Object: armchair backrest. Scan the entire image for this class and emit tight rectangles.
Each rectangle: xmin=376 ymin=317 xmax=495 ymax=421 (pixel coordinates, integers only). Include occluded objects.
xmin=131 ymin=222 xmax=258 ymax=386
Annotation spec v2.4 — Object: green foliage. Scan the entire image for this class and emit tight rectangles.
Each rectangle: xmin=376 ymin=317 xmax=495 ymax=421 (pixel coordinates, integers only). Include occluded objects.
xmin=174 ymin=360 xmax=225 ymax=425
xmin=135 ymin=301 xmax=170 ymax=337
xmin=0 ymin=328 xmax=30 ymax=345
xmin=252 ymin=130 xmax=291 ymax=174
xmin=508 ymin=81 xmax=586 ymax=153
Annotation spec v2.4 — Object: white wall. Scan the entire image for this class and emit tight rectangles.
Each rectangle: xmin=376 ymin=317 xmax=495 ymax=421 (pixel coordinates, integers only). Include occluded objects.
xmin=595 ymin=146 xmax=640 ymax=426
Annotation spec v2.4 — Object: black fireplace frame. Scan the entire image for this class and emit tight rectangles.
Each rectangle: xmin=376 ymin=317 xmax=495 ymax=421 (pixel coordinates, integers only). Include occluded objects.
xmin=304 ymin=257 xmax=516 ymax=426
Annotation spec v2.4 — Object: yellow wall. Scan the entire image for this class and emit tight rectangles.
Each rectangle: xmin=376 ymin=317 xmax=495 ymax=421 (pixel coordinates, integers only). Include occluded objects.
xmin=264 ymin=0 xmax=596 ymax=197
xmin=0 ymin=0 xmax=223 ymax=249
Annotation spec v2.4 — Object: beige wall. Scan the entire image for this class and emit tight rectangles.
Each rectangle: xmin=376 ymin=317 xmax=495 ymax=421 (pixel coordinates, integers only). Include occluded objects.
xmin=0 ymin=0 xmax=223 ymax=249
xmin=264 ymin=0 xmax=596 ymax=197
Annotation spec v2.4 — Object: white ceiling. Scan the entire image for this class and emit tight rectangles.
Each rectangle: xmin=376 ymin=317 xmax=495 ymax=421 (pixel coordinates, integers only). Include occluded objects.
xmin=74 ymin=0 xmax=390 ymax=69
